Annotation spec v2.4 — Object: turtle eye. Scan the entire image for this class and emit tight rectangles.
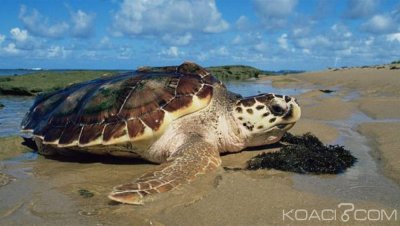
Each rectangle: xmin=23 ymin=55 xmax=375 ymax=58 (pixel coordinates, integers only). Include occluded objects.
xmin=271 ymin=104 xmax=284 ymax=116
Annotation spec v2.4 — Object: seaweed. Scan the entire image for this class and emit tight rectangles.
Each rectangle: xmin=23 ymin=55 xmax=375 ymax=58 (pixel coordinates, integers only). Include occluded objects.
xmin=319 ymin=89 xmax=335 ymax=93
xmin=78 ymin=189 xmax=94 ymax=198
xmin=247 ymin=133 xmax=357 ymax=174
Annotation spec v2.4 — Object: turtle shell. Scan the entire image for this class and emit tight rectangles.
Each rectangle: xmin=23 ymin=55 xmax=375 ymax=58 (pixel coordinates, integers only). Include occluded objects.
xmin=21 ymin=62 xmax=220 ymax=147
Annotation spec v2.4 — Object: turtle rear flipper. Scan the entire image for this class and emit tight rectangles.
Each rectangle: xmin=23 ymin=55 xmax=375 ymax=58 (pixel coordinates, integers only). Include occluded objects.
xmin=108 ymin=137 xmax=221 ymax=205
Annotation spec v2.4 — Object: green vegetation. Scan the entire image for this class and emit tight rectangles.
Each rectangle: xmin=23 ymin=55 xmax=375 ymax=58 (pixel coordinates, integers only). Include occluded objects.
xmin=206 ymin=65 xmax=269 ymax=80
xmin=0 ymin=70 xmax=118 ymax=96
xmin=391 ymin=60 xmax=400 ymax=64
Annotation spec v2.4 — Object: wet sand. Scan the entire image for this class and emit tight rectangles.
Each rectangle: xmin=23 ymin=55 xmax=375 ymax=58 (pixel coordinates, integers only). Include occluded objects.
xmin=0 ymin=136 xmax=31 ymax=160
xmin=1 ymin=66 xmax=400 ymax=225
xmin=358 ymin=123 xmax=400 ymax=185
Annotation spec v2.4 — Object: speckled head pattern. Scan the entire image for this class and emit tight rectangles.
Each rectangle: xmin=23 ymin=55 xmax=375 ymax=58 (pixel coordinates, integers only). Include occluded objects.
xmin=233 ymin=93 xmax=301 ymax=146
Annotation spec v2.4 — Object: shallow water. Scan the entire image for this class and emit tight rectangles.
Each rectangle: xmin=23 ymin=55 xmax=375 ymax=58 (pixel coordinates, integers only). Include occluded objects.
xmin=0 ymin=97 xmax=33 ymax=137
xmin=294 ymin=112 xmax=400 ymax=209
xmin=225 ymin=79 xmax=310 ymax=97
xmin=0 ymin=69 xmax=37 ymax=76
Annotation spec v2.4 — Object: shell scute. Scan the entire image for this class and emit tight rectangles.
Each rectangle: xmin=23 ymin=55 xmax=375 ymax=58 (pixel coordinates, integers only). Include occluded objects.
xmin=58 ymin=125 xmax=83 ymax=146
xmin=103 ymin=121 xmax=127 ymax=143
xmin=196 ymin=85 xmax=213 ymax=99
xmin=22 ymin=92 xmax=68 ymax=132
xmin=127 ymin=119 xmax=146 ymax=138
xmin=43 ymin=127 xmax=64 ymax=143
xmin=48 ymin=115 xmax=70 ymax=127
xmin=176 ymin=74 xmax=202 ymax=95
xmin=79 ymin=80 xmax=127 ymax=123
xmin=162 ymin=96 xmax=193 ymax=112
xmin=140 ymin=110 xmax=165 ymax=131
xmin=119 ymin=93 xmax=160 ymax=119
xmin=79 ymin=124 xmax=105 ymax=145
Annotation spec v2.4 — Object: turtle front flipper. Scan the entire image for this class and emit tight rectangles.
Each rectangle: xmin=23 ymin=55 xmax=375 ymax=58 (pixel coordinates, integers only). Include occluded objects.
xmin=108 ymin=138 xmax=221 ymax=205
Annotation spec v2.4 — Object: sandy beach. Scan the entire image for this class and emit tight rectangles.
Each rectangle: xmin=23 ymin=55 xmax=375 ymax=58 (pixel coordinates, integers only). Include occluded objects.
xmin=1 ymin=66 xmax=400 ymax=225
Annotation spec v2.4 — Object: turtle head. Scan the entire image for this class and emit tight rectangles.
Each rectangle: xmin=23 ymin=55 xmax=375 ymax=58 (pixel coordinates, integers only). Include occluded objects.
xmin=233 ymin=93 xmax=301 ymax=147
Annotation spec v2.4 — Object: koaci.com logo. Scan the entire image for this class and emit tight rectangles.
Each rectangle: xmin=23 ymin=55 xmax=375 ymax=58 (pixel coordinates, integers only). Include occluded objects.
xmin=282 ymin=203 xmax=398 ymax=222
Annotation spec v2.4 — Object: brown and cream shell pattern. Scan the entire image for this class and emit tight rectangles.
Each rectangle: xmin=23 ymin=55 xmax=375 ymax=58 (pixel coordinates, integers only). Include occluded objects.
xmin=21 ymin=63 xmax=220 ymax=148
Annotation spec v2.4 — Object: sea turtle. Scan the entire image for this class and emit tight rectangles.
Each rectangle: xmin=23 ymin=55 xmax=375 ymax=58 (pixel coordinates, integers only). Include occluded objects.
xmin=21 ymin=62 xmax=301 ymax=204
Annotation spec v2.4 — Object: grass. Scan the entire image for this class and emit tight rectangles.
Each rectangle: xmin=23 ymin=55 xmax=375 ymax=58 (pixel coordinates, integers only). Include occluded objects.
xmin=0 ymin=70 xmax=118 ymax=96
xmin=207 ymin=65 xmax=270 ymax=80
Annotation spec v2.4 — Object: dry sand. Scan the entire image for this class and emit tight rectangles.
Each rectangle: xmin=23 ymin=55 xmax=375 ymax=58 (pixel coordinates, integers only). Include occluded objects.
xmin=1 ymin=66 xmax=400 ymax=225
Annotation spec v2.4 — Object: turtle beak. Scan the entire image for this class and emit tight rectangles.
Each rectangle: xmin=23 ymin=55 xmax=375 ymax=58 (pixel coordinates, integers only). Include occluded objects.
xmin=282 ymin=98 xmax=301 ymax=123
xmin=276 ymin=122 xmax=295 ymax=130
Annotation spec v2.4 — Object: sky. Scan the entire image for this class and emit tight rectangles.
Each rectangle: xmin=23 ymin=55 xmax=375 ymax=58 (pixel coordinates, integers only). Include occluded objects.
xmin=0 ymin=0 xmax=399 ymax=70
